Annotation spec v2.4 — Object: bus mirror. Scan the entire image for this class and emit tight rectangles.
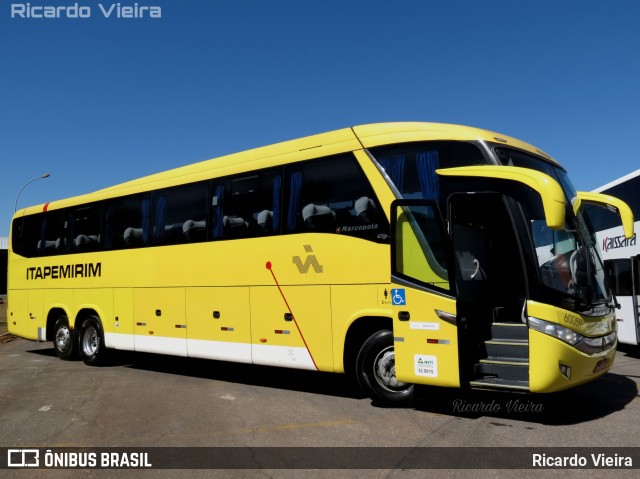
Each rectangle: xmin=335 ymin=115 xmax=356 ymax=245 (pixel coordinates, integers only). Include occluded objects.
xmin=576 ymin=191 xmax=635 ymax=239
xmin=436 ymin=166 xmax=566 ymax=230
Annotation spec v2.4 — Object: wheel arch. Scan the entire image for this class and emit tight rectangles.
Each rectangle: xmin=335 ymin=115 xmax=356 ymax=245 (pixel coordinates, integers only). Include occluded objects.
xmin=74 ymin=308 xmax=103 ymax=331
xmin=343 ymin=315 xmax=393 ymax=376
xmin=46 ymin=307 xmax=72 ymax=341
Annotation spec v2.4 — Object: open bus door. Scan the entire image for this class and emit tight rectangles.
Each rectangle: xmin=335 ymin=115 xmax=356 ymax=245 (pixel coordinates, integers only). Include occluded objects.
xmin=390 ymin=193 xmax=531 ymax=393
xmin=389 ymin=200 xmax=459 ymax=390
xmin=388 ymin=166 xmax=568 ymax=398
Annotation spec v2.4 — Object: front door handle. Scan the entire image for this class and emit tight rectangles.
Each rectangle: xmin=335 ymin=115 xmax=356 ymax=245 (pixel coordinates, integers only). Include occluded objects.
xmin=398 ymin=311 xmax=410 ymax=321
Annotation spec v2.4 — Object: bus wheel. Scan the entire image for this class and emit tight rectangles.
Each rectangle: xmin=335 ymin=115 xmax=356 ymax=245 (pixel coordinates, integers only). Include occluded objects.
xmin=53 ymin=316 xmax=76 ymax=360
xmin=356 ymin=330 xmax=414 ymax=405
xmin=78 ymin=316 xmax=107 ymax=366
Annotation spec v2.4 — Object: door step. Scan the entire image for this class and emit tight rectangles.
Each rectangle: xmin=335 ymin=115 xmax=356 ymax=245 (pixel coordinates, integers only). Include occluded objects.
xmin=491 ymin=322 xmax=528 ymax=341
xmin=469 ymin=377 xmax=530 ymax=391
xmin=484 ymin=322 xmax=529 ymax=361
xmin=474 ymin=361 xmax=528 ymax=382
xmin=484 ymin=340 xmax=528 ymax=361
xmin=469 ymin=322 xmax=530 ymax=391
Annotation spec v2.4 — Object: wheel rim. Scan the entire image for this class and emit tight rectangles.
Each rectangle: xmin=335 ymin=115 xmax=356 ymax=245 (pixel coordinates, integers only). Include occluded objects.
xmin=80 ymin=325 xmax=99 ymax=357
xmin=55 ymin=325 xmax=71 ymax=353
xmin=372 ymin=345 xmax=409 ymax=391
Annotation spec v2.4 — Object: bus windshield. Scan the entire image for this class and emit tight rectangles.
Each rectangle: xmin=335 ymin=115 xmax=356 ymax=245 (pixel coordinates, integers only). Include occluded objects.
xmin=495 ymin=147 xmax=612 ymax=313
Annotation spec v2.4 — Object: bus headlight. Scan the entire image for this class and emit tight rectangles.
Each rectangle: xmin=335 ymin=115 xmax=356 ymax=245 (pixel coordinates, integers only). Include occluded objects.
xmin=528 ymin=317 xmax=617 ymax=354
xmin=529 ymin=317 xmax=582 ymax=346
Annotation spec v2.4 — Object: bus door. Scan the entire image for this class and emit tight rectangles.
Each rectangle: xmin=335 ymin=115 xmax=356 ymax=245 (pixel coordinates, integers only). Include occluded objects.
xmin=447 ymin=192 xmax=529 ymax=387
xmin=390 ymin=200 xmax=460 ymax=387
xmin=390 ymin=193 xmax=529 ymax=388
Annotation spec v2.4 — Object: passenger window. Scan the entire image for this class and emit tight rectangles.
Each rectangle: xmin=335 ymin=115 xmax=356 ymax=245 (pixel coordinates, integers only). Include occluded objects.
xmin=151 ymin=182 xmax=209 ymax=246
xmin=370 ymin=141 xmax=487 ymax=201
xmin=12 ymin=214 xmax=42 ymax=258
xmin=39 ymin=210 xmax=72 ymax=255
xmin=71 ymin=205 xmax=102 ymax=252
xmin=211 ymin=170 xmax=282 ymax=239
xmin=284 ymin=154 xmax=388 ymax=242
xmin=104 ymin=193 xmax=151 ymax=249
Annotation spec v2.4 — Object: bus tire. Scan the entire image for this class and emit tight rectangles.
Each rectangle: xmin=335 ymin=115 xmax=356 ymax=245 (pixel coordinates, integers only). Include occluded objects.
xmin=356 ymin=330 xmax=414 ymax=405
xmin=53 ymin=316 xmax=76 ymax=360
xmin=77 ymin=316 xmax=108 ymax=366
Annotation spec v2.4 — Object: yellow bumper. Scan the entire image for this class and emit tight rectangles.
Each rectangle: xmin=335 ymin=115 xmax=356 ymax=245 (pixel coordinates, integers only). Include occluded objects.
xmin=529 ymin=329 xmax=616 ymax=393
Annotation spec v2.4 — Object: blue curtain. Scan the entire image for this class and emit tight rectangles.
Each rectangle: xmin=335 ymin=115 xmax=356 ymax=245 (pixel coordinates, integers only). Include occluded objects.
xmin=141 ymin=198 xmax=150 ymax=245
xmin=378 ymin=155 xmax=405 ymax=193
xmin=416 ymin=151 xmax=440 ymax=200
xmin=212 ymin=185 xmax=225 ymax=238
xmin=152 ymin=196 xmax=167 ymax=243
xmin=287 ymin=172 xmax=302 ymax=232
xmin=272 ymin=175 xmax=282 ymax=233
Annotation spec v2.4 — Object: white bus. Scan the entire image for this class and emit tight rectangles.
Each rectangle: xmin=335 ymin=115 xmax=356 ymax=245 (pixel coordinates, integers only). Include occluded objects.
xmin=588 ymin=169 xmax=640 ymax=346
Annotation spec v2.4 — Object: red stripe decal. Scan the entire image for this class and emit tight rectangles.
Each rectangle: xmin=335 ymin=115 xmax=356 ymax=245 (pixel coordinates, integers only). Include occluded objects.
xmin=265 ymin=261 xmax=319 ymax=370
xmin=43 ymin=202 xmax=50 ymax=212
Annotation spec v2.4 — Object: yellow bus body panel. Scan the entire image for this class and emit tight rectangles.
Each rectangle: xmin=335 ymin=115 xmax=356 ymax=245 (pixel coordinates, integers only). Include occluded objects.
xmin=529 ymin=330 xmax=616 ymax=393
xmin=186 ymin=287 xmax=251 ymax=362
xmin=392 ymin=290 xmax=459 ymax=388
xmin=527 ymin=300 xmax=617 ymax=392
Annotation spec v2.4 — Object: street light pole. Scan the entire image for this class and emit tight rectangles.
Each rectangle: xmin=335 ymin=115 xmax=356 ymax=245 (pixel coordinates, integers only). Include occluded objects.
xmin=14 ymin=173 xmax=51 ymax=212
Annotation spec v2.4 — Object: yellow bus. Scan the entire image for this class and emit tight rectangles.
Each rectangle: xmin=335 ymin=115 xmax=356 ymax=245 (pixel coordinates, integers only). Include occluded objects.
xmin=8 ymin=122 xmax=633 ymax=404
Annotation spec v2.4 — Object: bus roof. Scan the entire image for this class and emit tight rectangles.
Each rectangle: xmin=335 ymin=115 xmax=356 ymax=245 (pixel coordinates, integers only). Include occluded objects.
xmin=594 ymin=168 xmax=640 ymax=193
xmin=352 ymin=122 xmax=555 ymax=162
xmin=15 ymin=122 xmax=559 ymax=216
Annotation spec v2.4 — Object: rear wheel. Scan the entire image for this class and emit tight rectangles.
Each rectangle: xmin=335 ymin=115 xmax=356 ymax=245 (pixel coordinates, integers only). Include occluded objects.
xmin=53 ymin=316 xmax=76 ymax=360
xmin=78 ymin=316 xmax=108 ymax=366
xmin=356 ymin=330 xmax=414 ymax=405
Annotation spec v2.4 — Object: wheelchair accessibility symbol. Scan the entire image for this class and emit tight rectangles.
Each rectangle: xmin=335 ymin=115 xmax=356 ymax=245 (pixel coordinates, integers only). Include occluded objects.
xmin=391 ymin=289 xmax=406 ymax=306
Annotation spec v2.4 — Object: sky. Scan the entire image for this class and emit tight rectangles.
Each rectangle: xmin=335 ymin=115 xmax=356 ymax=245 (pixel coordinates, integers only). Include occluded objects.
xmin=1 ymin=0 xmax=639 ymax=237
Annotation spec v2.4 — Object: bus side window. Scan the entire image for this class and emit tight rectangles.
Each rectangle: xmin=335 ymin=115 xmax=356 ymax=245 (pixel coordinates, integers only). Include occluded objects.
xmin=370 ymin=141 xmax=487 ymax=201
xmin=105 ymin=194 xmax=150 ymax=250
xmin=38 ymin=211 xmax=71 ymax=255
xmin=150 ymin=182 xmax=209 ymax=246
xmin=284 ymin=154 xmax=388 ymax=241
xmin=11 ymin=214 xmax=42 ymax=258
xmin=215 ymin=169 xmax=282 ymax=239
xmin=252 ymin=173 xmax=281 ymax=235
xmin=72 ymin=205 xmax=102 ymax=252
xmin=221 ymin=176 xmax=256 ymax=239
